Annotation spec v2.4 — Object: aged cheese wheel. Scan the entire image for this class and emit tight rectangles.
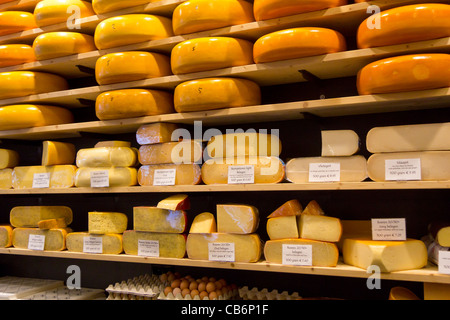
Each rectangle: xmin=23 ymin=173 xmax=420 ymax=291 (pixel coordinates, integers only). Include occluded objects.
xmin=0 ymin=44 xmax=35 ymax=67
xmin=321 ymin=130 xmax=360 ymax=157
xmin=136 ymin=122 xmax=179 ymax=146
xmin=76 ymin=147 xmax=137 ymax=167
xmin=34 ymin=0 xmax=95 ymax=27
xmin=133 ymin=207 xmax=187 ymax=233
xmin=0 ymin=149 xmax=19 ymax=169
xmin=138 ymin=140 xmax=203 ymax=165
xmin=138 ymin=163 xmax=202 ymax=186
xmin=42 ymin=141 xmax=76 ymax=166
xmin=12 ymin=227 xmax=71 ymax=251
xmin=66 ymin=232 xmax=123 ymax=254
xmin=10 ymin=206 xmax=73 ymax=228
xmin=0 ymin=11 xmax=36 ymax=36
xmin=74 ymin=167 xmax=138 ymax=187
xmin=92 ymin=0 xmax=151 ymax=14
xmin=32 ymin=32 xmax=96 ymax=60
xmin=88 ymin=211 xmax=128 ymax=234
xmin=0 ymin=225 xmax=13 ymax=247
xmin=123 ymin=230 xmax=186 ymax=258
xmin=12 ymin=165 xmax=76 ymax=189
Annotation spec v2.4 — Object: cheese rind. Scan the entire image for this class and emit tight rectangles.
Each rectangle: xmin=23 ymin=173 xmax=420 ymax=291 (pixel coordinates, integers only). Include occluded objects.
xmin=267 ymin=215 xmax=298 ymax=240
xmin=321 ymin=130 xmax=360 ymax=156
xmin=0 ymin=11 xmax=36 ymax=36
xmin=42 ymin=141 xmax=76 ymax=166
xmin=10 ymin=206 xmax=73 ymax=228
xmin=12 ymin=165 xmax=76 ymax=189
xmin=33 ymin=0 xmax=95 ymax=27
xmin=0 ymin=149 xmax=19 ymax=169
xmin=136 ymin=123 xmax=179 ymax=146
xmin=88 ymin=211 xmax=128 ymax=234
xmin=297 ymin=214 xmax=342 ymax=242
xmin=92 ymin=0 xmax=151 ymax=14
xmin=66 ymin=232 xmax=123 ymax=254
xmin=74 ymin=167 xmax=138 ymax=187
xmin=217 ymin=204 xmax=259 ymax=234
xmin=0 ymin=225 xmax=13 ymax=247
xmin=32 ymin=32 xmax=96 ymax=60
xmin=138 ymin=163 xmax=202 ymax=186
xmin=123 ymin=230 xmax=186 ymax=258
xmin=0 ymin=168 xmax=12 ymax=189
xmin=12 ymin=227 xmax=71 ymax=251
xmin=133 ymin=207 xmax=187 ymax=233
xmin=267 ymin=199 xmax=302 ymax=218
xmin=76 ymin=147 xmax=137 ymax=167
xmin=0 ymin=44 xmax=35 ymax=67
xmin=190 ymin=212 xmax=217 ymax=233
xmin=138 ymin=141 xmax=203 ymax=165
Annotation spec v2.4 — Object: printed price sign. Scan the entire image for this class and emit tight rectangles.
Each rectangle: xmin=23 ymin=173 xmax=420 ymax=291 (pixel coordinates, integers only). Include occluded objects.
xmin=208 ymin=242 xmax=235 ymax=262
xmin=138 ymin=240 xmax=160 ymax=257
xmin=28 ymin=234 xmax=45 ymax=251
xmin=282 ymin=244 xmax=312 ymax=266
xmin=438 ymin=251 xmax=450 ymax=275
xmin=309 ymin=163 xmax=340 ymax=182
xmin=228 ymin=165 xmax=255 ymax=184
xmin=153 ymin=169 xmax=176 ymax=186
xmin=32 ymin=173 xmax=50 ymax=188
xmin=83 ymin=236 xmax=103 ymax=254
xmin=90 ymin=170 xmax=109 ymax=188
xmin=385 ymin=158 xmax=421 ymax=181
xmin=371 ymin=218 xmax=406 ymax=241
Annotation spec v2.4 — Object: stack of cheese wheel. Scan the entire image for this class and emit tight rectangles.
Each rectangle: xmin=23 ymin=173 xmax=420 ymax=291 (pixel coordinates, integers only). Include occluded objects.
xmin=0 ymin=10 xmax=36 ymax=36
xmin=33 ymin=0 xmax=95 ymax=28
xmin=0 ymin=44 xmax=35 ymax=67
xmin=32 ymin=32 xmax=96 ymax=60
xmin=123 ymin=194 xmax=189 ymax=258
xmin=264 ymin=199 xmax=341 ymax=267
xmin=74 ymin=140 xmax=138 ymax=188
xmin=0 ymin=148 xmax=19 ymax=189
xmin=136 ymin=122 xmax=202 ymax=186
xmin=12 ymin=140 xmax=77 ymax=189
xmin=286 ymin=130 xmax=368 ymax=183
xmin=66 ymin=211 xmax=127 ymax=254
xmin=201 ymin=132 xmax=285 ymax=184
xmin=186 ymin=203 xmax=263 ymax=263
xmin=9 ymin=206 xmax=73 ymax=251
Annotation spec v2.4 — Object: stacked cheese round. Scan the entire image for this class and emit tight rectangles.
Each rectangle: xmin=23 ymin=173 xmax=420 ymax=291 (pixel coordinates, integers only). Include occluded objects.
xmin=0 ymin=11 xmax=36 ymax=36
xmin=0 ymin=44 xmax=35 ymax=67
xmin=32 ymin=32 xmax=96 ymax=60
xmin=92 ymin=0 xmax=151 ymax=14
xmin=33 ymin=0 xmax=95 ymax=27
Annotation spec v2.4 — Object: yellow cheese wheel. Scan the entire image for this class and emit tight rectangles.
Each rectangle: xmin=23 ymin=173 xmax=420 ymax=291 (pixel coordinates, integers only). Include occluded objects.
xmin=12 ymin=165 xmax=77 ymax=189
xmin=0 ymin=168 xmax=13 ymax=189
xmin=95 ymin=51 xmax=171 ymax=85
xmin=0 ymin=71 xmax=69 ymax=100
xmin=33 ymin=0 xmax=95 ymax=28
xmin=1 ymin=0 xmax=40 ymax=12
xmin=0 ymin=105 xmax=73 ymax=131
xmin=66 ymin=232 xmax=123 ymax=254
xmin=357 ymin=54 xmax=450 ymax=95
xmin=253 ymin=27 xmax=346 ymax=63
xmin=0 ymin=44 xmax=35 ymax=67
xmin=12 ymin=227 xmax=71 ymax=251
xmin=32 ymin=32 xmax=96 ymax=60
xmin=88 ymin=211 xmax=128 ymax=234
xmin=171 ymin=37 xmax=254 ymax=75
xmin=74 ymin=167 xmax=138 ymax=187
xmin=174 ymin=77 xmax=261 ymax=112
xmin=0 ymin=225 xmax=13 ymax=247
xmin=123 ymin=230 xmax=186 ymax=258
xmin=172 ymin=0 xmax=254 ymax=35
xmin=0 ymin=11 xmax=36 ymax=36
xmin=0 ymin=149 xmax=19 ymax=169
xmin=138 ymin=163 xmax=202 ymax=186
xmin=92 ymin=0 xmax=152 ymax=14
xmin=253 ymin=0 xmax=347 ymax=21
xmin=357 ymin=4 xmax=450 ymax=49
xmin=94 ymin=14 xmax=174 ymax=50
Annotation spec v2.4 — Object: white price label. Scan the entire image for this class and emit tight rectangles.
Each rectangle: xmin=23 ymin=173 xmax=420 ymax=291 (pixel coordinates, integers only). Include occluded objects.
xmin=32 ymin=173 xmax=50 ymax=188
xmin=138 ymin=240 xmax=159 ymax=257
xmin=282 ymin=244 xmax=312 ymax=266
xmin=228 ymin=165 xmax=255 ymax=184
xmin=371 ymin=218 xmax=406 ymax=241
xmin=83 ymin=236 xmax=103 ymax=253
xmin=153 ymin=169 xmax=176 ymax=186
xmin=438 ymin=251 xmax=450 ymax=275
xmin=309 ymin=163 xmax=341 ymax=182
xmin=28 ymin=234 xmax=45 ymax=251
xmin=208 ymin=242 xmax=235 ymax=262
xmin=90 ymin=170 xmax=109 ymax=188
xmin=385 ymin=158 xmax=421 ymax=181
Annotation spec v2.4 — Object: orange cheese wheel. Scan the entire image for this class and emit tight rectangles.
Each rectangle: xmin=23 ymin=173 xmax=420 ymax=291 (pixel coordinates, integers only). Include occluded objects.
xmin=34 ymin=0 xmax=95 ymax=28
xmin=32 ymin=32 xmax=96 ymax=60
xmin=92 ymin=0 xmax=152 ymax=14
xmin=253 ymin=27 xmax=346 ymax=63
xmin=357 ymin=4 xmax=450 ymax=49
xmin=0 ymin=44 xmax=35 ymax=67
xmin=0 ymin=11 xmax=36 ymax=36
xmin=357 ymin=54 xmax=450 ymax=95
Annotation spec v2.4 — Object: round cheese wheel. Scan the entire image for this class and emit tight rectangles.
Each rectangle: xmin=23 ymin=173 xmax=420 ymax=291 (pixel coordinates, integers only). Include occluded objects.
xmin=357 ymin=54 xmax=450 ymax=95
xmin=171 ymin=37 xmax=254 ymax=75
xmin=253 ymin=27 xmax=346 ymax=63
xmin=92 ymin=0 xmax=151 ymax=14
xmin=34 ymin=0 xmax=95 ymax=28
xmin=0 ymin=11 xmax=36 ymax=36
xmin=95 ymin=51 xmax=171 ymax=85
xmin=32 ymin=32 xmax=96 ymax=60
xmin=357 ymin=4 xmax=450 ymax=48
xmin=0 ymin=44 xmax=35 ymax=67
xmin=172 ymin=0 xmax=254 ymax=35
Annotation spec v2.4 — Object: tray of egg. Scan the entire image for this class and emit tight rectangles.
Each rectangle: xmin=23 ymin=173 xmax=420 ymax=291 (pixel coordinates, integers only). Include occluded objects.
xmin=238 ymin=286 xmax=301 ymax=300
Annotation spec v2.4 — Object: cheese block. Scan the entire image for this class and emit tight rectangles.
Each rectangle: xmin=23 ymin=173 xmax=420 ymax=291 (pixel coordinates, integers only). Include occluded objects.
xmin=95 ymin=89 xmax=174 ymax=120
xmin=343 ymin=238 xmax=428 ymax=272
xmin=95 ymin=51 xmax=171 ymax=85
xmin=253 ymin=0 xmax=347 ymax=21
xmin=0 ymin=225 xmax=13 ymax=247
xmin=424 ymin=283 xmax=450 ymax=300
xmin=297 ymin=214 xmax=342 ymax=242
xmin=0 ymin=11 xmax=36 ymax=36
xmin=357 ymin=54 xmax=450 ymax=95
xmin=367 ymin=151 xmax=450 ymax=182
xmin=122 ymin=230 xmax=186 ymax=258
xmin=171 ymin=37 xmax=254 ymax=75
xmin=32 ymin=32 xmax=96 ymax=60
xmin=12 ymin=227 xmax=71 ymax=251
xmin=285 ymin=155 xmax=368 ymax=183
xmin=0 ymin=44 xmax=35 ymax=67
xmin=10 ymin=206 xmax=73 ymax=228
xmin=74 ymin=167 xmax=138 ymax=187
xmin=267 ymin=215 xmax=298 ymax=240
xmin=201 ymin=156 xmax=285 ymax=184
xmin=389 ymin=287 xmax=420 ymax=300
xmin=321 ymin=130 xmax=360 ymax=157
xmin=0 ymin=71 xmax=69 ymax=100
xmin=92 ymin=0 xmax=151 ymax=14
xmin=0 ymin=149 xmax=19 ymax=169
xmin=136 ymin=123 xmax=179 ymax=146
xmin=94 ymin=14 xmax=174 ymax=50
xmin=33 ymin=0 xmax=95 ymax=28
xmin=76 ymin=147 xmax=137 ymax=167
xmin=217 ymin=204 xmax=259 ymax=234
xmin=38 ymin=218 xmax=68 ymax=230
xmin=133 ymin=207 xmax=187 ymax=233
xmin=253 ymin=27 xmax=346 ymax=63
xmin=157 ymin=194 xmax=190 ymax=211
xmin=302 ymin=200 xmax=325 ymax=216
xmin=357 ymin=4 xmax=450 ymax=49
xmin=186 ymin=233 xmax=262 ymax=262
xmin=66 ymin=232 xmax=123 ymax=254
xmin=264 ymin=238 xmax=339 ymax=267
xmin=94 ymin=141 xmax=131 ymax=148
xmin=0 ymin=105 xmax=73 ymax=131
xmin=12 ymin=165 xmax=76 ymax=189
xmin=138 ymin=140 xmax=203 ymax=165
xmin=174 ymin=78 xmax=261 ymax=112
xmin=138 ymin=163 xmax=202 ymax=186
xmin=172 ymin=0 xmax=254 ymax=35
xmin=189 ymin=212 xmax=216 ymax=233
xmin=366 ymin=122 xmax=450 ymax=153
xmin=42 ymin=141 xmax=76 ymax=166
xmin=0 ymin=168 xmax=12 ymax=189
xmin=88 ymin=211 xmax=128 ymax=234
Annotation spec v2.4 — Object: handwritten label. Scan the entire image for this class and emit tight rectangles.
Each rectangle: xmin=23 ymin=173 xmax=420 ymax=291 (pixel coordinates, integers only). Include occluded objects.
xmin=153 ymin=169 xmax=176 ymax=186
xmin=371 ymin=218 xmax=406 ymax=241
xmin=32 ymin=173 xmax=50 ymax=188
xmin=282 ymin=244 xmax=312 ymax=266
xmin=438 ymin=251 xmax=450 ymax=275
xmin=385 ymin=158 xmax=421 ymax=181
xmin=309 ymin=163 xmax=340 ymax=182
xmin=138 ymin=240 xmax=159 ymax=257
xmin=228 ymin=165 xmax=255 ymax=184
xmin=90 ymin=170 xmax=109 ymax=188
xmin=83 ymin=236 xmax=103 ymax=253
xmin=28 ymin=234 xmax=45 ymax=251
xmin=208 ymin=242 xmax=235 ymax=262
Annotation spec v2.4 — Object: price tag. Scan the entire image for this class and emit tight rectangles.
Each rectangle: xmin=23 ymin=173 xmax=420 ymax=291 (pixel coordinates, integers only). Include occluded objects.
xmin=90 ymin=170 xmax=109 ymax=188
xmin=309 ymin=163 xmax=340 ymax=182
xmin=438 ymin=251 xmax=450 ymax=275
xmin=228 ymin=165 xmax=254 ymax=184
xmin=138 ymin=240 xmax=159 ymax=257
xmin=208 ymin=242 xmax=235 ymax=262
xmin=32 ymin=173 xmax=50 ymax=188
xmin=83 ymin=236 xmax=103 ymax=253
xmin=385 ymin=158 xmax=421 ymax=181
xmin=371 ymin=218 xmax=406 ymax=241
xmin=28 ymin=234 xmax=45 ymax=251
xmin=153 ymin=169 xmax=176 ymax=186
xmin=282 ymin=244 xmax=312 ymax=266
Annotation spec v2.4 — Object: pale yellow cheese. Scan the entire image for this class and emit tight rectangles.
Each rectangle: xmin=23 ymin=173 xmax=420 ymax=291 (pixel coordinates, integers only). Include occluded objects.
xmin=136 ymin=123 xmax=179 ymax=146
xmin=32 ymin=32 xmax=96 ymax=60
xmin=12 ymin=227 xmax=71 ymax=251
xmin=217 ymin=204 xmax=259 ymax=234
xmin=424 ymin=283 xmax=450 ymax=300
xmin=66 ymin=232 xmax=123 ymax=254
xmin=0 ymin=149 xmax=19 ymax=169
xmin=138 ymin=163 xmax=202 ymax=186
xmin=42 ymin=141 xmax=76 ymax=166
xmin=297 ymin=214 xmax=342 ymax=242
xmin=33 ymin=0 xmax=95 ymax=28
xmin=321 ymin=130 xmax=360 ymax=157
xmin=133 ymin=207 xmax=187 ymax=233
xmin=0 ymin=168 xmax=12 ymax=189
xmin=74 ymin=167 xmax=138 ymax=187
xmin=94 ymin=141 xmax=131 ymax=148
xmin=88 ymin=211 xmax=128 ymax=234
xmin=267 ymin=215 xmax=298 ymax=240
xmin=436 ymin=227 xmax=450 ymax=247
xmin=0 ymin=44 xmax=35 ymax=67
xmin=12 ymin=165 xmax=76 ymax=189
xmin=0 ymin=11 xmax=36 ymax=36
xmin=123 ymin=230 xmax=186 ymax=258
xmin=76 ymin=147 xmax=137 ymax=167
xmin=138 ymin=140 xmax=203 ymax=165
xmin=10 ymin=206 xmax=73 ymax=228
xmin=92 ymin=0 xmax=152 ymax=14
xmin=189 ymin=212 xmax=216 ymax=233
xmin=0 ymin=225 xmax=13 ymax=247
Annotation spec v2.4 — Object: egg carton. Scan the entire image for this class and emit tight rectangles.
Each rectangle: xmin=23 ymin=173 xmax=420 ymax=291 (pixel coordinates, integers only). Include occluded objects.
xmin=238 ymin=286 xmax=301 ymax=300
xmin=0 ymin=276 xmax=64 ymax=300
xmin=21 ymin=286 xmax=105 ymax=300
xmin=107 ymin=292 xmax=157 ymax=300
xmin=157 ymin=288 xmax=239 ymax=301
xmin=105 ymin=273 xmax=167 ymax=299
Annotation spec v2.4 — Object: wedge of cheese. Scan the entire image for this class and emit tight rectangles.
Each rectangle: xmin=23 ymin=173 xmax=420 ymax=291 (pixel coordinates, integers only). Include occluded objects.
xmin=74 ymin=167 xmax=138 ymax=187
xmin=138 ymin=163 xmax=202 ymax=186
xmin=0 ymin=168 xmax=12 ymax=189
xmin=157 ymin=194 xmax=190 ymax=210
xmin=0 ymin=11 xmax=36 ymax=36
xmin=0 ymin=44 xmax=35 ymax=67
xmin=66 ymin=232 xmax=123 ymax=254
xmin=12 ymin=165 xmax=76 ymax=189
xmin=302 ymin=200 xmax=325 ymax=216
xmin=264 ymin=238 xmax=339 ymax=267
xmin=123 ymin=230 xmax=186 ymax=258
xmin=76 ymin=147 xmax=137 ymax=167
xmin=92 ymin=0 xmax=151 ymax=14
xmin=94 ymin=141 xmax=131 ymax=148
xmin=0 ymin=149 xmax=19 ymax=169
xmin=33 ymin=0 xmax=95 ymax=27
xmin=10 ymin=206 xmax=73 ymax=228
xmin=88 ymin=211 xmax=128 ymax=234
xmin=12 ymin=227 xmax=71 ymax=251
xmin=32 ymin=32 xmax=96 ymax=60
xmin=171 ymin=37 xmax=254 ymax=74
xmin=297 ymin=214 xmax=342 ymax=242
xmin=321 ymin=130 xmax=360 ymax=157
xmin=138 ymin=140 xmax=203 ymax=165
xmin=190 ymin=212 xmax=217 ymax=233
xmin=0 ymin=225 xmax=13 ymax=247
xmin=42 ymin=141 xmax=76 ymax=166
xmin=267 ymin=199 xmax=303 ymax=218
xmin=95 ymin=89 xmax=174 ymax=120
xmin=136 ymin=123 xmax=179 ymax=146
xmin=186 ymin=233 xmax=262 ymax=262
xmin=389 ymin=287 xmax=420 ymax=300
xmin=95 ymin=51 xmax=171 ymax=85
xmin=217 ymin=204 xmax=259 ymax=234
xmin=267 ymin=215 xmax=298 ymax=240
xmin=133 ymin=207 xmax=187 ymax=233
xmin=38 ymin=218 xmax=68 ymax=230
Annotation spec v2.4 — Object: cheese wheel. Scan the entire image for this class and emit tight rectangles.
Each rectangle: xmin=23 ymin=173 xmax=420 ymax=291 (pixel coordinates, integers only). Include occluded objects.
xmin=0 ymin=44 xmax=35 ymax=67
xmin=253 ymin=27 xmax=346 ymax=63
xmin=0 ymin=71 xmax=69 ymax=100
xmin=92 ymin=0 xmax=151 ymax=14
xmin=0 ymin=105 xmax=73 ymax=131
xmin=12 ymin=165 xmax=76 ymax=189
xmin=95 ymin=51 xmax=171 ymax=85
xmin=12 ymin=227 xmax=71 ymax=251
xmin=95 ymin=89 xmax=174 ymax=120
xmin=0 ymin=11 xmax=36 ymax=36
xmin=42 ymin=141 xmax=76 ymax=166
xmin=123 ymin=230 xmax=186 ymax=258
xmin=76 ymin=147 xmax=137 ymax=167
xmin=0 ymin=225 xmax=13 ymax=247
xmin=0 ymin=149 xmax=19 ymax=169
xmin=267 ymin=215 xmax=299 ymax=240
xmin=33 ymin=0 xmax=95 ymax=28
xmin=174 ymin=78 xmax=261 ymax=112
xmin=94 ymin=14 xmax=173 ymax=50
xmin=136 ymin=122 xmax=179 ymax=146
xmin=357 ymin=54 xmax=450 ymax=95
xmin=190 ymin=212 xmax=216 ymax=233
xmin=0 ymin=168 xmax=12 ymax=189
xmin=217 ymin=204 xmax=259 ymax=234
xmin=253 ymin=0 xmax=347 ymax=21
xmin=297 ymin=214 xmax=342 ymax=242
xmin=138 ymin=140 xmax=203 ymax=165
xmin=172 ymin=0 xmax=254 ymax=35
xmin=10 ymin=206 xmax=73 ymax=228
xmin=32 ymin=32 xmax=96 ymax=60
xmin=66 ymin=232 xmax=123 ymax=254
xmin=74 ymin=167 xmax=138 ymax=187
xmin=357 ymin=4 xmax=450 ymax=49
xmin=88 ymin=211 xmax=128 ymax=234
xmin=133 ymin=207 xmax=187 ymax=233
xmin=171 ymin=37 xmax=254 ymax=75
xmin=321 ymin=130 xmax=360 ymax=157
xmin=138 ymin=163 xmax=202 ymax=186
